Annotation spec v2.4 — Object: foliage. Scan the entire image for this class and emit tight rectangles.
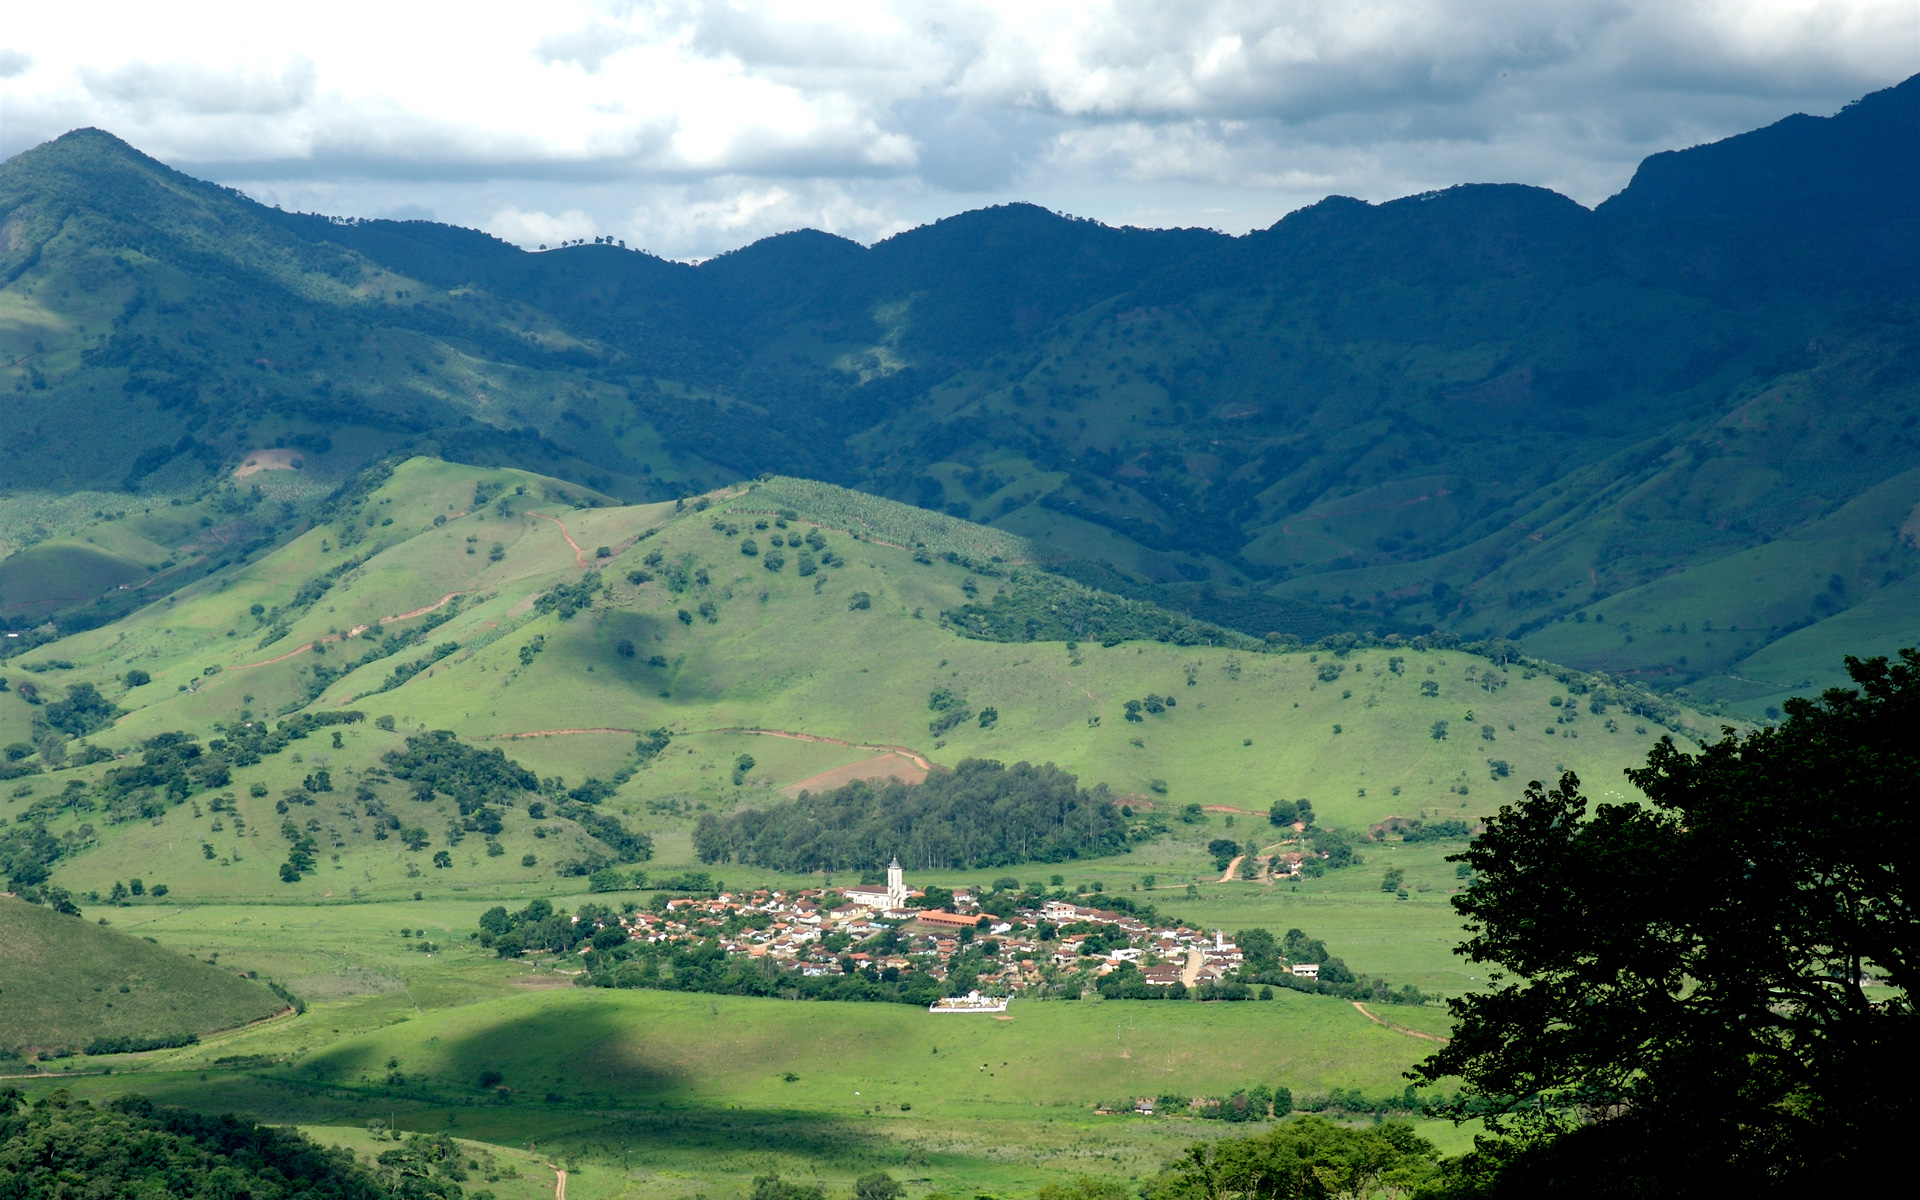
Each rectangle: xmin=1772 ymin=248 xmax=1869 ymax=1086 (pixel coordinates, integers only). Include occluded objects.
xmin=382 ymin=731 xmax=538 ymax=812
xmin=219 ymin=710 xmax=365 ymax=767
xmin=944 ymin=570 xmax=1260 ymax=649
xmin=1414 ymin=650 xmax=1918 ymax=1194
xmin=39 ymin=683 xmax=122 ymax=738
xmin=0 ymin=1090 xmax=467 ymax=1200
xmin=84 ymin=1031 xmax=200 ymax=1055
xmin=555 ymin=800 xmax=654 ymax=866
xmin=534 ymin=571 xmax=602 ymax=619
xmin=585 ymin=935 xmax=952 ymax=1008
xmin=692 ymin=758 xmax=1130 ymax=871
xmin=634 ymin=728 xmax=673 ymax=761
xmin=1140 ymin=1115 xmax=1437 ymax=1200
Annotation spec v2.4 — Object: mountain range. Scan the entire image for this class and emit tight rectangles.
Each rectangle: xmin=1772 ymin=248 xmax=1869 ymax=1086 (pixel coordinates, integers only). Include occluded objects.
xmin=2 ymin=73 xmax=1916 ymax=715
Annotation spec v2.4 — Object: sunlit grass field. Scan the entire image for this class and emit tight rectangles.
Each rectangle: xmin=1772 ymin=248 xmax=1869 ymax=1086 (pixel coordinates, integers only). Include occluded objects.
xmin=6 ymin=462 xmax=1680 ymax=1194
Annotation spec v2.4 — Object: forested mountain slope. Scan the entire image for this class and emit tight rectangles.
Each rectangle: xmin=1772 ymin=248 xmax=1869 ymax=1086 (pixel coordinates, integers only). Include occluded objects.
xmin=2 ymin=74 xmax=1915 ymax=714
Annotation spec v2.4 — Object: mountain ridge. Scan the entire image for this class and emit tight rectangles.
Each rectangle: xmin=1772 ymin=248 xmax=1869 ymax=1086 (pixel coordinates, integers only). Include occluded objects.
xmin=2 ymin=74 xmax=1916 ymax=713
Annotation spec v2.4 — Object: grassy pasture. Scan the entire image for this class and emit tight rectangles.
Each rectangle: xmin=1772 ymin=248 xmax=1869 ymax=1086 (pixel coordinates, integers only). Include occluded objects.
xmin=20 ymin=954 xmax=1468 ymax=1199
xmin=0 ymin=896 xmax=284 ymax=1051
xmin=13 ymin=461 xmax=1684 ymax=917
xmin=0 ymin=462 xmax=1687 ymax=1194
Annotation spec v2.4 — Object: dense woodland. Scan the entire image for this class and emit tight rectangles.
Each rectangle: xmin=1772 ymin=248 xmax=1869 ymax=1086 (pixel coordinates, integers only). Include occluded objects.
xmin=692 ymin=758 xmax=1131 ymax=871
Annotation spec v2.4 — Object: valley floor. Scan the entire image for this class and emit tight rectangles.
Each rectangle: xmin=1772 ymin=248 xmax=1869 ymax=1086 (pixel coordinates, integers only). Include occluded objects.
xmin=13 ymin=873 xmax=1477 ymax=1199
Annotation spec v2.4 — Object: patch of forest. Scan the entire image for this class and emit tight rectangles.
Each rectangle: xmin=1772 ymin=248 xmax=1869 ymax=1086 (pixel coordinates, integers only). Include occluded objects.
xmin=693 ymin=758 xmax=1131 ymax=871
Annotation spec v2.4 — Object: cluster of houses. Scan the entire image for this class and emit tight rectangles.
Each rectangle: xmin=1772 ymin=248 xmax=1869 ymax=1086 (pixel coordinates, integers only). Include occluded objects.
xmin=611 ymin=858 xmax=1323 ymax=995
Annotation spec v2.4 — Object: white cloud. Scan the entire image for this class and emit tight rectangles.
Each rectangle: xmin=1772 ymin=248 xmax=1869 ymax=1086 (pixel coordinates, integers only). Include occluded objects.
xmin=485 ymin=206 xmax=601 ymax=247
xmin=0 ymin=0 xmax=1911 ymax=258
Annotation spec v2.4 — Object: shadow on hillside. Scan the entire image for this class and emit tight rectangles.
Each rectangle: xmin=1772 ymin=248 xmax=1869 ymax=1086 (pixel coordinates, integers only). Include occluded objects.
xmin=269 ymin=998 xmax=893 ymax=1162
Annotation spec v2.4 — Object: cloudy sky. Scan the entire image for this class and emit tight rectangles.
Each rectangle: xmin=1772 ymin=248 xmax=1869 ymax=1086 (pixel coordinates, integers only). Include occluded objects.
xmin=1 ymin=1 xmax=1912 ymax=259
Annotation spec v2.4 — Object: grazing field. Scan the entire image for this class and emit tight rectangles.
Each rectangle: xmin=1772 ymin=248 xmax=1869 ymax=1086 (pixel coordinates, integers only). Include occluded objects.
xmin=2 ymin=462 xmax=1701 ymax=1195
xmin=13 ymin=462 xmax=1705 ymax=914
xmin=0 ymin=896 xmax=285 ymax=1053
xmin=21 ymin=942 xmax=1473 ymax=1199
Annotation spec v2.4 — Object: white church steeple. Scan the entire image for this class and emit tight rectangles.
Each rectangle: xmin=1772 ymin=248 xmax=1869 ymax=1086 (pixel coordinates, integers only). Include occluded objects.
xmin=886 ymin=855 xmax=907 ymax=910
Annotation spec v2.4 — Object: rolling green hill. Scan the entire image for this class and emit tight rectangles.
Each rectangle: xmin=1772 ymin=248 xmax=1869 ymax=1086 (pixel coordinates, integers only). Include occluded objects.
xmin=0 ymin=896 xmax=285 ymax=1054
xmin=0 ymin=459 xmax=1720 ymax=909
xmin=2 ymin=78 xmax=1917 ymax=718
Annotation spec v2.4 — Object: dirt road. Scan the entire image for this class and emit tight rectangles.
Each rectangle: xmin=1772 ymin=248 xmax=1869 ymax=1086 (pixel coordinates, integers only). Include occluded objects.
xmin=1352 ymin=1001 xmax=1449 ymax=1043
xmin=229 ymin=591 xmax=463 ymax=670
xmin=530 ymin=512 xmax=589 ymax=568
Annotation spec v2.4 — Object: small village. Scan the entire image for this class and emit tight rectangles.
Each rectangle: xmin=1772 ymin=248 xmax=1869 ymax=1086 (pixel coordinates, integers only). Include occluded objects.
xmin=609 ymin=858 xmax=1323 ymax=1004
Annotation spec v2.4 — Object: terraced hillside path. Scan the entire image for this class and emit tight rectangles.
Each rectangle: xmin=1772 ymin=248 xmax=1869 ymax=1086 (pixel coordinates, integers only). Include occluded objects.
xmin=701 ymin=727 xmax=934 ymax=771
xmin=1218 ymin=854 xmax=1245 ymax=883
xmin=477 ymin=725 xmax=935 ymax=772
xmin=228 ymin=592 xmax=463 ymax=669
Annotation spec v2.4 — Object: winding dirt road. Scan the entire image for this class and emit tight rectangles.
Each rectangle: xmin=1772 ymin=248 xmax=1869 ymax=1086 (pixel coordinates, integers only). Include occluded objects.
xmin=530 ymin=511 xmax=590 ymax=568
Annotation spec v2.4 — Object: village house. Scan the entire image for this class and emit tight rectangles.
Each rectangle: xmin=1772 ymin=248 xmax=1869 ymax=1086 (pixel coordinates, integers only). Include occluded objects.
xmin=915 ymin=909 xmax=985 ymax=931
xmin=596 ymin=856 xmax=1336 ymax=1003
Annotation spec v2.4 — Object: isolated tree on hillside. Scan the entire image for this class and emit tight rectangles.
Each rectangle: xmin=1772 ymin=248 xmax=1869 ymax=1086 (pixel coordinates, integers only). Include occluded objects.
xmin=853 ymin=1173 xmax=904 ymax=1200
xmin=1417 ymin=650 xmax=1918 ymax=1195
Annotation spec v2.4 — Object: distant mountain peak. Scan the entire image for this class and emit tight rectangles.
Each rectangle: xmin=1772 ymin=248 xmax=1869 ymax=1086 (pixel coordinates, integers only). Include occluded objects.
xmin=1599 ymin=72 xmax=1920 ymax=234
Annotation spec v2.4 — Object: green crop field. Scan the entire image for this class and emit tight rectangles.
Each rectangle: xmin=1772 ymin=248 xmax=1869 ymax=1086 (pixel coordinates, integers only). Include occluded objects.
xmin=0 ymin=896 xmax=285 ymax=1053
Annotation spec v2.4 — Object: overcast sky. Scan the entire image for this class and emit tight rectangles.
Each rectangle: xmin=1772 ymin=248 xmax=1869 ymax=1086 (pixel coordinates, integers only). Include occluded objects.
xmin=1 ymin=1 xmax=1912 ymax=260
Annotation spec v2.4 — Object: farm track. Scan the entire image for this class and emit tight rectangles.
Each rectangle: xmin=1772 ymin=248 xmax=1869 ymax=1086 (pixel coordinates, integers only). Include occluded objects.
xmin=530 ymin=511 xmax=589 ymax=568
xmin=1352 ymin=1002 xmax=1449 ymax=1043
xmin=475 ymin=724 xmax=936 ymax=773
xmin=228 ymin=592 xmax=464 ymax=670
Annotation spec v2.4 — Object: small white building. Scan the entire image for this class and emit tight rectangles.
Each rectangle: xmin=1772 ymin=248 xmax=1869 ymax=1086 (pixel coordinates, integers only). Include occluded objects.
xmin=1290 ymin=962 xmax=1320 ymax=979
xmin=843 ymin=856 xmax=913 ymax=912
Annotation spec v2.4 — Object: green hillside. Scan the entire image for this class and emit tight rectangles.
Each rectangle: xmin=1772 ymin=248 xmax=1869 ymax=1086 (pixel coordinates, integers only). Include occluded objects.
xmin=3 ymin=78 xmax=1917 ymax=715
xmin=0 ymin=896 xmax=285 ymax=1054
xmin=0 ymin=459 xmax=1717 ymax=909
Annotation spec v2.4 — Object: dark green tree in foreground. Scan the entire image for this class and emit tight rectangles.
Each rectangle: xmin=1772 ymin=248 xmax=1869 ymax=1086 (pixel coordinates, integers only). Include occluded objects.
xmin=1416 ymin=651 xmax=1917 ymax=1196
xmin=0 ymin=1089 xmax=464 ymax=1200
